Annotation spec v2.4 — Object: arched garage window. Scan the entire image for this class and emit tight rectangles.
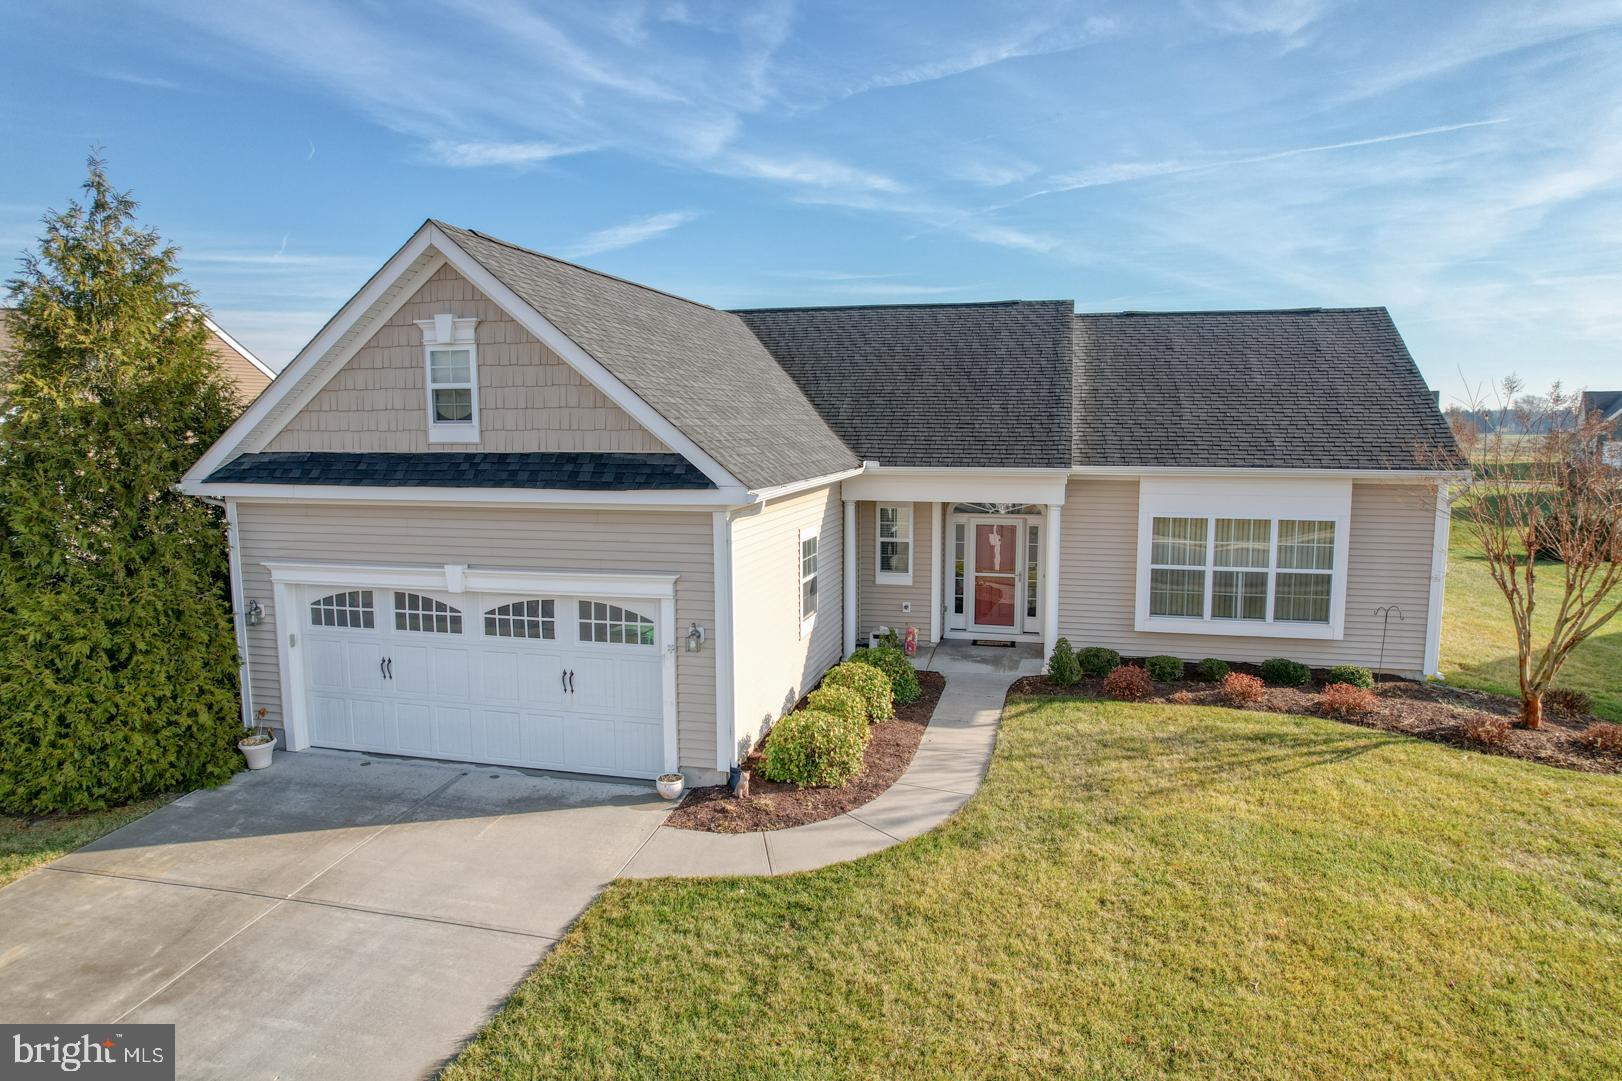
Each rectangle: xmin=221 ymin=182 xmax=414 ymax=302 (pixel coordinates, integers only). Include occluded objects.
xmin=484 ymin=599 xmax=555 ymax=639
xmin=310 ymin=590 xmax=374 ymax=629
xmin=394 ymin=592 xmax=462 ymax=634
xmin=577 ymin=601 xmax=655 ymax=646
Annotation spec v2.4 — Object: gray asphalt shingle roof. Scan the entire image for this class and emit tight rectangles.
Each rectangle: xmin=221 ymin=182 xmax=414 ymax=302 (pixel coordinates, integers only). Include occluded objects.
xmin=206 ymin=451 xmax=715 ymax=490
xmin=435 ymin=222 xmax=859 ymax=491
xmin=1071 ymin=307 xmax=1460 ymax=470
xmin=733 ymin=301 xmax=1074 ymax=468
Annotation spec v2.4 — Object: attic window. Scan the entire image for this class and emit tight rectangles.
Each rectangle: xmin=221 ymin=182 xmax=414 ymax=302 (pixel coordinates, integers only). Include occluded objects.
xmin=416 ymin=313 xmax=479 ymax=443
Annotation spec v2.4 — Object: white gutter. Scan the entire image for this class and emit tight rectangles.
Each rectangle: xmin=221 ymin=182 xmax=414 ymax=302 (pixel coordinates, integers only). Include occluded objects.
xmin=180 ymin=481 xmax=750 ymax=509
xmin=1070 ymin=465 xmax=1472 ymax=481
xmin=747 ymin=464 xmax=867 ymax=505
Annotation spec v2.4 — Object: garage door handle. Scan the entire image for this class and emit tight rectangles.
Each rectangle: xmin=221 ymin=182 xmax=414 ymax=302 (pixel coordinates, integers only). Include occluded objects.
xmin=568 ymin=669 xmax=575 ymax=694
xmin=561 ymin=669 xmax=567 ymax=693
xmin=380 ymin=657 xmax=387 ymax=679
xmin=385 ymin=657 xmax=393 ymax=680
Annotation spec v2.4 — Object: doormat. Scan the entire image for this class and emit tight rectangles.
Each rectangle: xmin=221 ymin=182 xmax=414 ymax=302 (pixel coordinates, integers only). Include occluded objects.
xmin=971 ymin=640 xmax=1015 ymax=647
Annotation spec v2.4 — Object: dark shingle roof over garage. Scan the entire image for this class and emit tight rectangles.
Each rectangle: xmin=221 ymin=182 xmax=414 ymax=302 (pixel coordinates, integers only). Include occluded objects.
xmin=733 ymin=301 xmax=1074 ymax=468
xmin=1070 ymin=307 xmax=1460 ymax=470
xmin=206 ymin=451 xmax=716 ymax=490
xmin=433 ymin=222 xmax=858 ymax=491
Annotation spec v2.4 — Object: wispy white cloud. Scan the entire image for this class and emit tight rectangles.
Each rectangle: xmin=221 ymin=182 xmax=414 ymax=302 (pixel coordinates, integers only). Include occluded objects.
xmin=427 ymin=139 xmax=585 ymax=168
xmin=1182 ymin=0 xmax=1331 ymax=41
xmin=841 ymin=15 xmax=1118 ymax=97
xmin=820 ymin=281 xmax=979 ymax=297
xmin=725 ymin=152 xmax=905 ymax=192
xmin=97 ymin=69 xmax=181 ymax=89
xmin=564 ymin=210 xmax=703 ymax=258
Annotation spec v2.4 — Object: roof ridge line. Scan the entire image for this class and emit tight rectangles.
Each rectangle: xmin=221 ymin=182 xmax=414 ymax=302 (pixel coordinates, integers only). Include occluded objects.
xmin=731 ymin=299 xmax=1071 ymax=314
xmin=432 ymin=220 xmax=723 ymax=314
xmin=1079 ymin=305 xmax=1388 ymax=317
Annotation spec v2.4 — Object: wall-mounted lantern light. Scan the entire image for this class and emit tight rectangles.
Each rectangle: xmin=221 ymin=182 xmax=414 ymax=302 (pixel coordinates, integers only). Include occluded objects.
xmin=244 ymin=599 xmax=265 ymax=627
xmin=685 ymin=623 xmax=706 ymax=653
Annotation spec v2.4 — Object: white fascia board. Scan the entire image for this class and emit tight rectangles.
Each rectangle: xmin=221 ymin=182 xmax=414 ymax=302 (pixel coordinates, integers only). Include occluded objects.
xmin=205 ymin=317 xmax=278 ymax=378
xmin=183 ymin=225 xmax=443 ymax=487
xmin=748 ymin=466 xmax=865 ymax=505
xmin=1072 ymin=465 xmax=1472 ymax=482
xmin=843 ymin=466 xmax=1070 ymax=506
xmin=262 ymin=560 xmax=678 ymax=598
xmin=187 ymin=482 xmax=748 ymax=509
xmin=423 ymin=224 xmax=743 ymax=493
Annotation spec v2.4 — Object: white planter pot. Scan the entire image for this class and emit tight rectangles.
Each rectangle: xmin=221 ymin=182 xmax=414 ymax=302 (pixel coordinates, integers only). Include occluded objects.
xmin=656 ymin=773 xmax=685 ymax=800
xmin=239 ymin=735 xmax=277 ymax=770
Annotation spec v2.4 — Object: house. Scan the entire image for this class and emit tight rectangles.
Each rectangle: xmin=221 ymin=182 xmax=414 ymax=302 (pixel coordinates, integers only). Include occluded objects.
xmin=1581 ymin=390 xmax=1622 ymax=465
xmin=180 ymin=220 xmax=1463 ymax=784
xmin=0 ymin=309 xmax=276 ymax=404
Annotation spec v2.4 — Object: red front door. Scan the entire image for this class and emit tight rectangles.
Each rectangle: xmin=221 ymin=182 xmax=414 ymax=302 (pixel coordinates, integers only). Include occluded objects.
xmin=971 ymin=521 xmax=1019 ymax=629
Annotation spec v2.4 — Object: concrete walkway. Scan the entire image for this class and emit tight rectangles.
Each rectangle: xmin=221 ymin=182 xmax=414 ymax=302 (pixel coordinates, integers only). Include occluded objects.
xmin=620 ymin=641 xmax=1041 ymax=878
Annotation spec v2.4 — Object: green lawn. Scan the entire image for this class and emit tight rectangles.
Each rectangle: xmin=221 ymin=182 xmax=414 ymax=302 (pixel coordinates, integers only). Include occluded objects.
xmin=447 ymin=699 xmax=1622 ymax=1081
xmin=0 ymin=795 xmax=174 ymax=888
xmin=1442 ymin=505 xmax=1622 ymax=720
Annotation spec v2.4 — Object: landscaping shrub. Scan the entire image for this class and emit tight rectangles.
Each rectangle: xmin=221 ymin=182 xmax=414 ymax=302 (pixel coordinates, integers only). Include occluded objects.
xmin=1221 ymin=673 xmax=1266 ymax=706
xmin=1195 ymin=657 xmax=1230 ymax=683
xmin=1545 ymin=688 xmax=1594 ymax=718
xmin=1319 ymin=682 xmax=1378 ymax=719
xmin=1328 ymin=664 xmax=1375 ymax=690
xmin=1077 ymin=646 xmax=1122 ymax=678
xmin=805 ymin=686 xmax=866 ymax=731
xmin=1102 ymin=665 xmax=1153 ymax=701
xmin=1460 ymin=715 xmax=1513 ymax=748
xmin=820 ymin=661 xmax=893 ymax=724
xmin=760 ymin=709 xmax=868 ymax=787
xmin=1168 ymin=690 xmax=1197 ymax=705
xmin=1259 ymin=658 xmax=1312 ymax=687
xmin=850 ymin=644 xmax=922 ymax=705
xmin=1047 ymin=638 xmax=1081 ymax=687
xmin=1576 ymin=722 xmax=1622 ymax=754
xmin=1145 ymin=655 xmax=1184 ymax=682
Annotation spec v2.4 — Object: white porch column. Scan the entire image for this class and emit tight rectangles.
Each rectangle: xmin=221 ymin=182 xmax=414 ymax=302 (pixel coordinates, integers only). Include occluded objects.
xmin=1042 ymin=503 xmax=1062 ymax=658
xmin=929 ymin=501 xmax=943 ymax=644
xmin=843 ymin=499 xmax=858 ymax=657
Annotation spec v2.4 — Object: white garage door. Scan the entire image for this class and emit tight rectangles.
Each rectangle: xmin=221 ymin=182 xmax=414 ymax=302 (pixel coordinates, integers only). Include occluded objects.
xmin=300 ymin=587 xmax=666 ymax=777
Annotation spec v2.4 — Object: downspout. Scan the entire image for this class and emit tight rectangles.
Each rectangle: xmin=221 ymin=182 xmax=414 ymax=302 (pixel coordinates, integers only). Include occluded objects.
xmin=843 ymin=500 xmax=858 ymax=656
xmin=223 ymin=500 xmax=254 ymax=730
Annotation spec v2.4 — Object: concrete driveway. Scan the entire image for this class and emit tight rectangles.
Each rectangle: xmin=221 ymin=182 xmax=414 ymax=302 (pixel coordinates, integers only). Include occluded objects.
xmin=0 ymin=750 xmax=671 ymax=1080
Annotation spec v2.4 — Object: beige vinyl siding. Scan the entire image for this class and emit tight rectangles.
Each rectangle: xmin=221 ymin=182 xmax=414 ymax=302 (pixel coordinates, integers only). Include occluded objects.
xmin=1058 ymin=479 xmax=1435 ymax=672
xmin=235 ymin=503 xmax=717 ymax=768
xmin=203 ymin=332 xmax=271 ymax=403
xmin=728 ymin=485 xmax=845 ymax=762
xmin=266 ymin=264 xmax=669 ymax=454
xmin=855 ymin=500 xmax=936 ymax=645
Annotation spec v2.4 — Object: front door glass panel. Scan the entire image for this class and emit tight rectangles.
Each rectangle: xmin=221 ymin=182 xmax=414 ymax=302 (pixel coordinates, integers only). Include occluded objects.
xmin=972 ymin=522 xmax=1019 ymax=628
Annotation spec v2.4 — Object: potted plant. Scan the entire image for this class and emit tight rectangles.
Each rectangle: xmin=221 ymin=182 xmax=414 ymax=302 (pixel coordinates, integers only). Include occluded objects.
xmin=239 ymin=707 xmax=276 ymax=770
xmin=656 ymin=772 xmax=685 ymax=800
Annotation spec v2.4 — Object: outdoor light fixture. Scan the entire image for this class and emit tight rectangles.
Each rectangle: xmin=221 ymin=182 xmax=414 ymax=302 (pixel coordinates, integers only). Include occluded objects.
xmin=685 ymin=623 xmax=706 ymax=652
xmin=243 ymin=599 xmax=264 ymax=626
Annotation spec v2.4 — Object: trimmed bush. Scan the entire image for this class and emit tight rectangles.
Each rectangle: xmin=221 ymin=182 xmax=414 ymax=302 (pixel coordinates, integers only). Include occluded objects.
xmin=1145 ymin=655 xmax=1184 ymax=682
xmin=1328 ymin=664 xmax=1375 ymax=690
xmin=805 ymin=686 xmax=866 ymax=731
xmin=1259 ymin=658 xmax=1312 ymax=687
xmin=1077 ymin=646 xmax=1122 ymax=678
xmin=821 ymin=661 xmax=894 ymax=724
xmin=1195 ymin=657 xmax=1230 ymax=683
xmin=1461 ymin=715 xmax=1512 ymax=748
xmin=851 ymin=644 xmax=922 ymax=705
xmin=1221 ymin=672 xmax=1266 ymax=706
xmin=1103 ymin=665 xmax=1153 ymax=701
xmin=1545 ymin=688 xmax=1594 ymax=718
xmin=1576 ymin=722 xmax=1622 ymax=754
xmin=760 ymin=709 xmax=868 ymax=787
xmin=1047 ymin=638 xmax=1081 ymax=687
xmin=1319 ymin=682 xmax=1377 ymax=719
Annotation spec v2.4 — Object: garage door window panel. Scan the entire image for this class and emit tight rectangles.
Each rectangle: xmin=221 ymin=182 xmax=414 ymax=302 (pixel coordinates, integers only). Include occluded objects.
xmin=310 ymin=590 xmax=374 ymax=629
xmin=394 ymin=592 xmax=463 ymax=634
xmin=484 ymin=598 xmax=555 ymax=640
xmin=578 ymin=600 xmax=655 ymax=646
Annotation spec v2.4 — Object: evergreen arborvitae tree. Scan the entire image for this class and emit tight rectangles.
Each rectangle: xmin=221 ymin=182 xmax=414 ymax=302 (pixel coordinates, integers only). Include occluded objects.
xmin=0 ymin=156 xmax=244 ymax=813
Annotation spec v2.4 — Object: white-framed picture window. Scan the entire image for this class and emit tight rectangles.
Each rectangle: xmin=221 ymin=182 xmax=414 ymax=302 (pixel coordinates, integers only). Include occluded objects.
xmin=1135 ymin=478 xmax=1351 ymax=640
xmin=876 ymin=503 xmax=913 ymax=584
xmin=416 ymin=313 xmax=480 ymax=443
xmin=799 ymin=527 xmax=819 ymax=636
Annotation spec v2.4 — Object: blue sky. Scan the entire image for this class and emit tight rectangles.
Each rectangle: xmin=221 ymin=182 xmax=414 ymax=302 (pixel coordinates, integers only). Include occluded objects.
xmin=4 ymin=1 xmax=1620 ymax=401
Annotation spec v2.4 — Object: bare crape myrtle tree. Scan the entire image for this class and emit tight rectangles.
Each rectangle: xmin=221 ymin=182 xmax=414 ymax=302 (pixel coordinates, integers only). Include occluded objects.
xmin=1439 ymin=378 xmax=1622 ymax=729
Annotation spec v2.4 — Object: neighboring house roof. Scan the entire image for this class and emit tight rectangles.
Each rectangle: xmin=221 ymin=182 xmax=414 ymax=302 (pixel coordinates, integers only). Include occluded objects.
xmin=1071 ymin=308 xmax=1460 ymax=470
xmin=0 ymin=308 xmax=274 ymax=404
xmin=734 ymin=301 xmax=1075 ymax=468
xmin=206 ymin=451 xmax=715 ymax=490
xmin=431 ymin=222 xmax=860 ymax=491
xmin=1580 ymin=390 xmax=1622 ymax=424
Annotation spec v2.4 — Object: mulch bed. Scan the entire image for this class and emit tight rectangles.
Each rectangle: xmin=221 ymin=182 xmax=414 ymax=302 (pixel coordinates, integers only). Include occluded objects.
xmin=1009 ymin=664 xmax=1620 ymax=775
xmin=666 ymin=670 xmax=947 ymax=833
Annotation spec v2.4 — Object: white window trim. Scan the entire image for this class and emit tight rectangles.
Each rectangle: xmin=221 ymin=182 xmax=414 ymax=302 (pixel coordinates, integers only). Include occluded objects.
xmin=875 ymin=503 xmax=914 ymax=585
xmin=798 ymin=525 xmax=819 ymax=638
xmin=1134 ymin=477 xmax=1351 ymax=640
xmin=416 ymin=313 xmax=480 ymax=444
